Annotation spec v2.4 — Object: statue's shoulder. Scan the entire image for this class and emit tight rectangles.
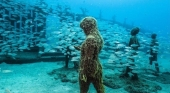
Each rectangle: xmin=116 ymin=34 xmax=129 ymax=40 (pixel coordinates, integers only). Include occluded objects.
xmin=85 ymin=35 xmax=96 ymax=44
xmin=87 ymin=35 xmax=95 ymax=39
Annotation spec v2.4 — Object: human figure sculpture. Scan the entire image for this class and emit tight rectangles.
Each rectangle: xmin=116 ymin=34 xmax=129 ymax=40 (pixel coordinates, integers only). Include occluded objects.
xmin=74 ymin=17 xmax=105 ymax=93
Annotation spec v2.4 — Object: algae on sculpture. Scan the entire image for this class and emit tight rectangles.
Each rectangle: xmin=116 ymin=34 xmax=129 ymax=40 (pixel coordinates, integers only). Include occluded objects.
xmin=75 ymin=17 xmax=105 ymax=93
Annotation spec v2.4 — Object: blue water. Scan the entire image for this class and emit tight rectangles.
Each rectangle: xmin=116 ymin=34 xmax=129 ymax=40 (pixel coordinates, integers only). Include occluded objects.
xmin=0 ymin=0 xmax=170 ymax=93
xmin=45 ymin=0 xmax=170 ymax=34
xmin=19 ymin=0 xmax=170 ymax=32
xmin=19 ymin=0 xmax=170 ymax=34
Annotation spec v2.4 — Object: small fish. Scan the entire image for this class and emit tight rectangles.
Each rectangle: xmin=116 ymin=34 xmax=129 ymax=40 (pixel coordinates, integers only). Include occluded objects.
xmin=128 ymin=72 xmax=134 ymax=77
xmin=131 ymin=44 xmax=139 ymax=47
xmin=39 ymin=51 xmax=44 ymax=54
xmin=2 ymin=70 xmax=13 ymax=73
xmin=30 ymin=25 xmax=34 ymax=27
xmin=17 ymin=20 xmax=22 ymax=23
xmin=146 ymin=54 xmax=153 ymax=57
xmin=37 ymin=23 xmax=43 ymax=27
xmin=143 ymin=74 xmax=157 ymax=78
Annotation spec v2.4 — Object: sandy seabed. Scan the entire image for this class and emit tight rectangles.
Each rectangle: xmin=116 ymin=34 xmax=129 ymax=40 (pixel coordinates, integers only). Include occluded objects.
xmin=0 ymin=61 xmax=170 ymax=93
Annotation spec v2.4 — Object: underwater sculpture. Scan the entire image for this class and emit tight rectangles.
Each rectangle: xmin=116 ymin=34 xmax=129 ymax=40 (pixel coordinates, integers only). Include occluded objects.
xmin=120 ymin=27 xmax=140 ymax=80
xmin=74 ymin=17 xmax=105 ymax=93
xmin=129 ymin=27 xmax=140 ymax=50
xmin=65 ymin=46 xmax=71 ymax=68
xmin=149 ymin=34 xmax=159 ymax=73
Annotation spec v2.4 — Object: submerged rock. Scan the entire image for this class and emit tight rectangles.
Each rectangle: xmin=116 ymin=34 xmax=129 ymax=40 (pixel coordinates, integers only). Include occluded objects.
xmin=103 ymin=73 xmax=162 ymax=93
xmin=141 ymin=72 xmax=170 ymax=84
xmin=48 ymin=68 xmax=163 ymax=93
xmin=124 ymin=79 xmax=162 ymax=93
xmin=103 ymin=74 xmax=124 ymax=89
xmin=47 ymin=67 xmax=78 ymax=83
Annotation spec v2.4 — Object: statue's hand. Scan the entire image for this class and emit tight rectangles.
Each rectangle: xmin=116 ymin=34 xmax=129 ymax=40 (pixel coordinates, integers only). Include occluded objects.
xmin=74 ymin=46 xmax=81 ymax=51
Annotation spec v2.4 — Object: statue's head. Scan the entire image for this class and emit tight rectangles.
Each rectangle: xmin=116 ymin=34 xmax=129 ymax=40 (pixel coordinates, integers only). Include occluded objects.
xmin=131 ymin=27 xmax=140 ymax=36
xmin=80 ymin=17 xmax=97 ymax=35
xmin=151 ymin=33 xmax=157 ymax=39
